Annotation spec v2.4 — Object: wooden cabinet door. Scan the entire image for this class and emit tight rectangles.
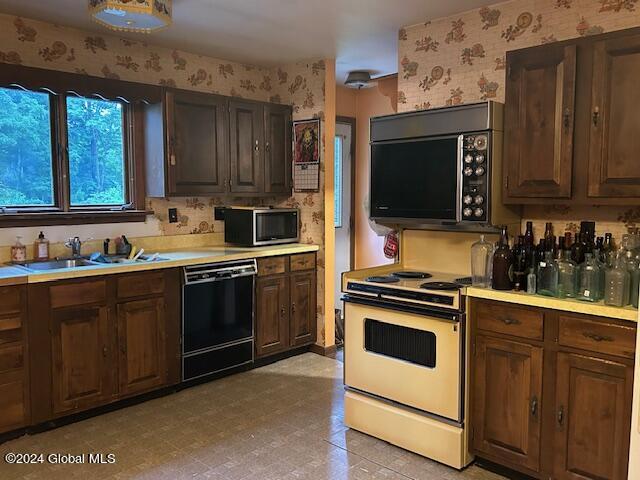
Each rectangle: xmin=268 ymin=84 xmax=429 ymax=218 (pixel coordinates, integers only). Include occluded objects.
xmin=255 ymin=276 xmax=289 ymax=357
xmin=51 ymin=306 xmax=113 ymax=415
xmin=117 ymin=298 xmax=166 ymax=397
xmin=504 ymin=44 xmax=576 ymax=199
xmin=289 ymin=271 xmax=316 ymax=347
xmin=472 ymin=335 xmax=543 ymax=472
xmin=165 ymin=90 xmax=229 ymax=195
xmin=554 ymin=353 xmax=633 ymax=480
xmin=588 ymin=34 xmax=640 ymax=198
xmin=229 ymin=100 xmax=263 ymax=194
xmin=264 ymin=104 xmax=292 ymax=194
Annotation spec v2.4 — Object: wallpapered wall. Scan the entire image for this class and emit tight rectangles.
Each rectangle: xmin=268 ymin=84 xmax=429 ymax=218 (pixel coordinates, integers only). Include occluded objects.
xmin=0 ymin=13 xmax=329 ymax=344
xmin=397 ymin=0 xmax=640 ymax=243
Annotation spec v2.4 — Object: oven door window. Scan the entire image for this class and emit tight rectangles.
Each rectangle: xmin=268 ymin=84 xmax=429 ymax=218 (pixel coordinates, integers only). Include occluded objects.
xmin=183 ymin=276 xmax=253 ymax=353
xmin=255 ymin=212 xmax=297 ymax=243
xmin=364 ymin=319 xmax=436 ymax=368
xmin=370 ymin=136 xmax=458 ymax=220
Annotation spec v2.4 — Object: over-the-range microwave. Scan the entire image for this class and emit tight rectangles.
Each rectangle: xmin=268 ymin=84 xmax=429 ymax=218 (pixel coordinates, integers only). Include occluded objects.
xmin=369 ymin=101 xmax=520 ymax=231
xmin=224 ymin=207 xmax=299 ymax=246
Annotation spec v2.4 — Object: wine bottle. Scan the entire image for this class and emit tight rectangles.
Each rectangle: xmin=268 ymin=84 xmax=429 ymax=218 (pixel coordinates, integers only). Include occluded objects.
xmin=492 ymin=226 xmax=514 ymax=291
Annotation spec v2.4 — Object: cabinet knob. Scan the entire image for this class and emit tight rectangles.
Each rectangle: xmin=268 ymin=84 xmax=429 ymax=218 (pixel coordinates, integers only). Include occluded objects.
xmin=255 ymin=140 xmax=260 ymax=152
xmin=102 ymin=346 xmax=107 ymax=357
xmin=530 ymin=396 xmax=538 ymax=417
xmin=592 ymin=106 xmax=600 ymax=126
xmin=280 ymin=307 xmax=286 ymax=316
xmin=557 ymin=405 xmax=564 ymax=426
xmin=291 ymin=303 xmax=296 ymax=314
xmin=563 ymin=108 xmax=571 ymax=128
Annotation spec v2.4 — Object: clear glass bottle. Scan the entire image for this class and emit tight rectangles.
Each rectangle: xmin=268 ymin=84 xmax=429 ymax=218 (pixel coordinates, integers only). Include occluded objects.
xmin=471 ymin=234 xmax=494 ymax=288
xmin=577 ymin=253 xmax=600 ymax=303
xmin=604 ymin=254 xmax=631 ymax=307
xmin=557 ymin=250 xmax=578 ymax=298
xmin=537 ymin=251 xmax=559 ymax=297
xmin=627 ymin=252 xmax=639 ymax=308
xmin=592 ymin=248 xmax=606 ymax=300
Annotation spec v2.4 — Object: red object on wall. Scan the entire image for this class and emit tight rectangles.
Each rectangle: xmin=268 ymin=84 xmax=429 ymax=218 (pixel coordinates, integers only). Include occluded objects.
xmin=383 ymin=231 xmax=399 ymax=259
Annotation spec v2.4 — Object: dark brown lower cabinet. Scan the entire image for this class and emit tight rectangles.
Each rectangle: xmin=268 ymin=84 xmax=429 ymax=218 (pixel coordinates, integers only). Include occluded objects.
xmin=255 ymin=254 xmax=317 ymax=358
xmin=51 ymin=305 xmax=113 ymax=415
xmin=117 ymin=298 xmax=167 ymax=397
xmin=0 ymin=285 xmax=29 ymax=434
xmin=554 ymin=353 xmax=633 ymax=480
xmin=290 ymin=271 xmax=317 ymax=347
xmin=470 ymin=299 xmax=635 ymax=480
xmin=472 ymin=335 xmax=542 ymax=472
xmin=29 ymin=269 xmax=181 ymax=425
xmin=256 ymin=276 xmax=290 ymax=357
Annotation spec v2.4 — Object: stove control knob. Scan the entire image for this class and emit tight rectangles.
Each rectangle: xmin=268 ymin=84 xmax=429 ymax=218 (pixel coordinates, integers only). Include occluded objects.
xmin=475 ymin=166 xmax=486 ymax=176
xmin=464 ymin=154 xmax=474 ymax=164
xmin=474 ymin=207 xmax=484 ymax=218
xmin=463 ymin=166 xmax=474 ymax=177
xmin=463 ymin=195 xmax=473 ymax=205
xmin=463 ymin=207 xmax=473 ymax=217
xmin=474 ymin=195 xmax=484 ymax=205
xmin=474 ymin=135 xmax=488 ymax=151
xmin=475 ymin=154 xmax=485 ymax=164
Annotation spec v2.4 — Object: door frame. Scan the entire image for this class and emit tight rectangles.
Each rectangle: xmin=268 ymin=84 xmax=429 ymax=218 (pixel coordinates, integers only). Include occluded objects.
xmin=336 ymin=116 xmax=356 ymax=269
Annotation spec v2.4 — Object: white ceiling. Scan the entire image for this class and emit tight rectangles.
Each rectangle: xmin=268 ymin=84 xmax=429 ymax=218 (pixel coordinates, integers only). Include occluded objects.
xmin=0 ymin=0 xmax=491 ymax=84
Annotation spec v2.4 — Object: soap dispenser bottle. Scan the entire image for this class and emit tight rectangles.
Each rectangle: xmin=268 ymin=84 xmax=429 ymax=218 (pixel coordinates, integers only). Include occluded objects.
xmin=34 ymin=231 xmax=50 ymax=261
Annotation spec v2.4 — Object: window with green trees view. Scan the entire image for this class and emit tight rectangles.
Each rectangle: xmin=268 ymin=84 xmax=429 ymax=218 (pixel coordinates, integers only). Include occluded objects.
xmin=0 ymin=86 xmax=128 ymax=209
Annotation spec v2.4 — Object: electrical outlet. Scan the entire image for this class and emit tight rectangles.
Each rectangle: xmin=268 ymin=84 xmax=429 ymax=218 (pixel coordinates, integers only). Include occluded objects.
xmin=168 ymin=208 xmax=178 ymax=223
xmin=214 ymin=207 xmax=227 ymax=221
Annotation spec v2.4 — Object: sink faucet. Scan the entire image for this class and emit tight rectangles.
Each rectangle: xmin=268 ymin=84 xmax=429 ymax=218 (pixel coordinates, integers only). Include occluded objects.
xmin=65 ymin=237 xmax=92 ymax=257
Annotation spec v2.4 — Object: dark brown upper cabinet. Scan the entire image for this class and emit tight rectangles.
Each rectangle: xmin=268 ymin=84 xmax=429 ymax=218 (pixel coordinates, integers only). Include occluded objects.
xmin=504 ymin=44 xmax=576 ymax=199
xmin=145 ymin=89 xmax=292 ymax=198
xmin=503 ymin=27 xmax=640 ymax=205
xmin=166 ymin=90 xmax=228 ymax=195
xmin=264 ymin=104 xmax=293 ymax=194
xmin=229 ymin=100 xmax=264 ymax=194
xmin=588 ymin=33 xmax=640 ymax=198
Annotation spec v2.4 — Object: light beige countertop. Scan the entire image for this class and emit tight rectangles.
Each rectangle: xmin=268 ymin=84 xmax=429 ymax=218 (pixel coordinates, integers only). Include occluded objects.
xmin=2 ymin=243 xmax=319 ymax=285
xmin=467 ymin=286 xmax=638 ymax=322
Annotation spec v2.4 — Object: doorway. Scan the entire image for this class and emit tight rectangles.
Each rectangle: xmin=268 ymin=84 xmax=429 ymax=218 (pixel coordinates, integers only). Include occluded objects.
xmin=334 ymin=117 xmax=355 ymax=344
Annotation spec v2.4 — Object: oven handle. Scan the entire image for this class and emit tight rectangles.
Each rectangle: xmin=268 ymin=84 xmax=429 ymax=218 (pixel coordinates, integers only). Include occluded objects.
xmin=342 ymin=294 xmax=462 ymax=322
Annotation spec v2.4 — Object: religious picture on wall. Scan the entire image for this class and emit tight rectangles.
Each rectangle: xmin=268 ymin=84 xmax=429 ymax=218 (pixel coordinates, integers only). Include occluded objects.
xmin=293 ymin=118 xmax=320 ymax=192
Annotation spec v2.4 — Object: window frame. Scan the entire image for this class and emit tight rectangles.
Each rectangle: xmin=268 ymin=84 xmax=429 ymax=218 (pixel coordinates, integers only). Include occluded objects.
xmin=0 ymin=63 xmax=159 ymax=227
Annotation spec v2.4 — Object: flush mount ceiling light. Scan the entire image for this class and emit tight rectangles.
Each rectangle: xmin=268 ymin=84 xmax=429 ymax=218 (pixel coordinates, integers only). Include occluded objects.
xmin=89 ymin=0 xmax=172 ymax=34
xmin=344 ymin=71 xmax=376 ymax=89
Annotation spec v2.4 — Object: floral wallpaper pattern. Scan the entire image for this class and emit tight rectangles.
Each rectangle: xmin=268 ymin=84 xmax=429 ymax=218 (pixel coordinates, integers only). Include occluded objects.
xmin=397 ymin=0 xmax=640 ymax=238
xmin=0 ymin=13 xmax=328 ymax=343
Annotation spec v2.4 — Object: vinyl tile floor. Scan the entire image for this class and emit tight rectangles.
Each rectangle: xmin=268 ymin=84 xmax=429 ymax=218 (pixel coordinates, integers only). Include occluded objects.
xmin=0 ymin=353 xmax=505 ymax=480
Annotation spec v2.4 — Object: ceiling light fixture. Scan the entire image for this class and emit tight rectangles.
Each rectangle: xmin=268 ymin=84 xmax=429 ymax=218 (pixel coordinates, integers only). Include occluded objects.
xmin=344 ymin=71 xmax=375 ymax=89
xmin=89 ymin=0 xmax=172 ymax=34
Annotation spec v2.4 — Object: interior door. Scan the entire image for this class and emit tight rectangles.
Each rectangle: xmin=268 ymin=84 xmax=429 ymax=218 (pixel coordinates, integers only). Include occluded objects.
xmin=229 ymin=100 xmax=263 ymax=193
xmin=166 ymin=90 xmax=228 ymax=195
xmin=588 ymin=34 xmax=640 ymax=198
xmin=504 ymin=44 xmax=576 ymax=199
xmin=51 ymin=306 xmax=112 ymax=414
xmin=117 ymin=298 xmax=166 ymax=397
xmin=554 ymin=352 xmax=633 ymax=480
xmin=264 ymin=104 xmax=292 ymax=194
xmin=335 ymin=122 xmax=353 ymax=325
xmin=472 ymin=335 xmax=543 ymax=473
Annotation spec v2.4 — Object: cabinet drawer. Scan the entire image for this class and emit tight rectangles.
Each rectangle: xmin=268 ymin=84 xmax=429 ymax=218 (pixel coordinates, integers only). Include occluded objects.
xmin=0 ymin=287 xmax=21 ymax=316
xmin=0 ymin=371 xmax=26 ymax=431
xmin=0 ymin=344 xmax=23 ymax=373
xmin=50 ymin=280 xmax=106 ymax=309
xmin=558 ymin=315 xmax=636 ymax=359
xmin=475 ymin=301 xmax=544 ymax=340
xmin=0 ymin=316 xmax=21 ymax=333
xmin=290 ymin=253 xmax=315 ymax=272
xmin=117 ymin=272 xmax=165 ymax=299
xmin=257 ymin=257 xmax=287 ymax=277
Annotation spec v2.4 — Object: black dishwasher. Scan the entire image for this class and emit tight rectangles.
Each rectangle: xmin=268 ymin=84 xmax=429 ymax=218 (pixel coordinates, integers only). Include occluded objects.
xmin=182 ymin=259 xmax=256 ymax=381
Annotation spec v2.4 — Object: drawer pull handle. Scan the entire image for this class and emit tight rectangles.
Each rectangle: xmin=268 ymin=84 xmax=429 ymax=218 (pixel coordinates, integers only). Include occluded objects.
xmin=530 ymin=396 xmax=538 ymax=417
xmin=583 ymin=332 xmax=613 ymax=342
xmin=292 ymin=302 xmax=296 ymax=314
xmin=563 ymin=108 xmax=571 ymax=128
xmin=501 ymin=317 xmax=521 ymax=326
xmin=557 ymin=405 xmax=564 ymax=426
xmin=102 ymin=346 xmax=107 ymax=358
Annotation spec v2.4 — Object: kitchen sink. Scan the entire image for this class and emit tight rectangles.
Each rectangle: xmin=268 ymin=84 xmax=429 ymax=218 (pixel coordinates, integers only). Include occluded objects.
xmin=12 ymin=258 xmax=98 ymax=272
